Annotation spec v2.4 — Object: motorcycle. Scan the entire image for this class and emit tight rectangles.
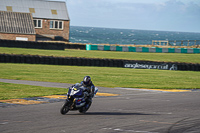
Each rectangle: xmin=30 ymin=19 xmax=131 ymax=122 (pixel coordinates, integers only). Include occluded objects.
xmin=60 ymin=83 xmax=98 ymax=114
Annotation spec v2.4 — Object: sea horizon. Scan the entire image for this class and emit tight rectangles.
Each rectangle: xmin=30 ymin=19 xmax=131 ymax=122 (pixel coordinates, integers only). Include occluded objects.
xmin=69 ymin=26 xmax=200 ymax=46
xmin=70 ymin=25 xmax=200 ymax=34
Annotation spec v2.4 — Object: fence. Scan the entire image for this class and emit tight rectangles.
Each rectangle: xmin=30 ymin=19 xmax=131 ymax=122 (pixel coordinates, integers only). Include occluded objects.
xmin=152 ymin=40 xmax=200 ymax=46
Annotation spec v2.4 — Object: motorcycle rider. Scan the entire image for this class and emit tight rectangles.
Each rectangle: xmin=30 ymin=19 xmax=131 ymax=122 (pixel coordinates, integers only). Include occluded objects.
xmin=80 ymin=76 xmax=95 ymax=104
xmin=69 ymin=76 xmax=95 ymax=104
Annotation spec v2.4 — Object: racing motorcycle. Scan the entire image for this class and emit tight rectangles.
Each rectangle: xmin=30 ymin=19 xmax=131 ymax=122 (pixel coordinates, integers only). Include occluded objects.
xmin=60 ymin=83 xmax=98 ymax=115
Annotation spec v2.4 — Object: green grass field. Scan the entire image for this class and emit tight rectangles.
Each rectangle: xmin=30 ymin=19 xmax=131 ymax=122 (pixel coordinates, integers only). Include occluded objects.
xmin=0 ymin=63 xmax=199 ymax=89
xmin=0 ymin=47 xmax=200 ymax=100
xmin=1 ymin=47 xmax=200 ymax=63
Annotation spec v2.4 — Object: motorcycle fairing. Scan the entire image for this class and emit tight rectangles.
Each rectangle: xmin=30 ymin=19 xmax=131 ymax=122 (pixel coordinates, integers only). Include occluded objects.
xmin=94 ymin=87 xmax=98 ymax=95
xmin=75 ymin=97 xmax=85 ymax=108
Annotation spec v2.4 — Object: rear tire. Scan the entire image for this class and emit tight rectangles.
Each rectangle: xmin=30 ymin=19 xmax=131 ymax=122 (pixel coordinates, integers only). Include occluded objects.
xmin=79 ymin=102 xmax=92 ymax=113
xmin=60 ymin=100 xmax=70 ymax=115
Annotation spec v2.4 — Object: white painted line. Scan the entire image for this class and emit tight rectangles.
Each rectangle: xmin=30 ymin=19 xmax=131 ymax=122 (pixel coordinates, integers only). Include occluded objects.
xmin=0 ymin=122 xmax=9 ymax=125
xmin=102 ymin=127 xmax=159 ymax=133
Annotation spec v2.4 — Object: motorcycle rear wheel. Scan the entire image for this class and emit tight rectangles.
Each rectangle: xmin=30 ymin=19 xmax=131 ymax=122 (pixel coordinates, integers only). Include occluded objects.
xmin=60 ymin=100 xmax=70 ymax=115
xmin=79 ymin=102 xmax=92 ymax=113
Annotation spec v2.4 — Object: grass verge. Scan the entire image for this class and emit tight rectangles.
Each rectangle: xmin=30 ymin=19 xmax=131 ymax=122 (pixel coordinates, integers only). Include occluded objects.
xmin=0 ymin=47 xmax=200 ymax=64
xmin=0 ymin=63 xmax=199 ymax=90
xmin=0 ymin=82 xmax=67 ymax=100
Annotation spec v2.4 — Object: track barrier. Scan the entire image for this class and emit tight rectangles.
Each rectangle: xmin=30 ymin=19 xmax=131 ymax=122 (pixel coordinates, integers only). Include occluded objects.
xmin=0 ymin=39 xmax=86 ymax=50
xmin=0 ymin=54 xmax=199 ymax=71
xmin=86 ymin=44 xmax=200 ymax=54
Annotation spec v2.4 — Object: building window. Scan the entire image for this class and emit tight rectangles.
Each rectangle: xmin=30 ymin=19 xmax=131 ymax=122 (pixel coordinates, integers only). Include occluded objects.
xmin=29 ymin=8 xmax=35 ymax=13
xmin=33 ymin=19 xmax=42 ymax=28
xmin=51 ymin=10 xmax=57 ymax=15
xmin=6 ymin=6 xmax=12 ymax=12
xmin=50 ymin=20 xmax=63 ymax=30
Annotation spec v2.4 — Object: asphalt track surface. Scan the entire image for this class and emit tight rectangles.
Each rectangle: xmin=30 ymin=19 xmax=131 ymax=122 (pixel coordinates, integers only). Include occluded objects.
xmin=1 ymin=79 xmax=200 ymax=133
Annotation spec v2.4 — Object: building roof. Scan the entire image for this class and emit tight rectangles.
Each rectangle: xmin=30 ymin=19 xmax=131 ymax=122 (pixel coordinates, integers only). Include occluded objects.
xmin=0 ymin=0 xmax=70 ymax=20
xmin=0 ymin=11 xmax=35 ymax=34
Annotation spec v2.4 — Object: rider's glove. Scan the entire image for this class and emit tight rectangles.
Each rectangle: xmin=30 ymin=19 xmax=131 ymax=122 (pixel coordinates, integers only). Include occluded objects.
xmin=84 ymin=92 xmax=89 ymax=98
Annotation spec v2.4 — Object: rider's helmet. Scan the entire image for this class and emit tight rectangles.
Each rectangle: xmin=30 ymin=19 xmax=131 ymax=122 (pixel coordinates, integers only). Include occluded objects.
xmin=83 ymin=76 xmax=91 ymax=86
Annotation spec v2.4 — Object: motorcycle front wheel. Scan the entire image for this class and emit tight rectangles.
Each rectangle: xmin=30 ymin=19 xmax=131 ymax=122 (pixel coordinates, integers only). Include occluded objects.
xmin=60 ymin=100 xmax=70 ymax=115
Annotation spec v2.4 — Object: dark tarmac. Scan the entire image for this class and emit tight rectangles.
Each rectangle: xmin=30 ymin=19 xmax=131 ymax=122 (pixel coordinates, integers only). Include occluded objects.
xmin=0 ymin=79 xmax=200 ymax=133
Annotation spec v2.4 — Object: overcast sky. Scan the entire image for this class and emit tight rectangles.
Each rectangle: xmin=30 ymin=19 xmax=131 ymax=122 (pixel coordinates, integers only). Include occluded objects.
xmin=57 ymin=0 xmax=200 ymax=32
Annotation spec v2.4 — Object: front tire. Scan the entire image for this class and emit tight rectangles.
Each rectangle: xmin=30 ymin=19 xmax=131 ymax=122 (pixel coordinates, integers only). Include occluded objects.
xmin=60 ymin=100 xmax=70 ymax=115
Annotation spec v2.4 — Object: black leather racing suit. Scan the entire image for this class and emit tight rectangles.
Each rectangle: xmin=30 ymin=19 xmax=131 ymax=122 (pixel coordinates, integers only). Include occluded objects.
xmin=80 ymin=81 xmax=95 ymax=103
xmin=80 ymin=81 xmax=95 ymax=98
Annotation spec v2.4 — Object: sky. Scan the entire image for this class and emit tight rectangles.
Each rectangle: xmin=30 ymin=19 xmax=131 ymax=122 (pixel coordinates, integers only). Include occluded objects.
xmin=55 ymin=0 xmax=200 ymax=32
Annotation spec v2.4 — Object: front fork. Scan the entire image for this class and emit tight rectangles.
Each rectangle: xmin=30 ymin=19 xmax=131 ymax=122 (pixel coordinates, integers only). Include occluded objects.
xmin=66 ymin=96 xmax=74 ymax=109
